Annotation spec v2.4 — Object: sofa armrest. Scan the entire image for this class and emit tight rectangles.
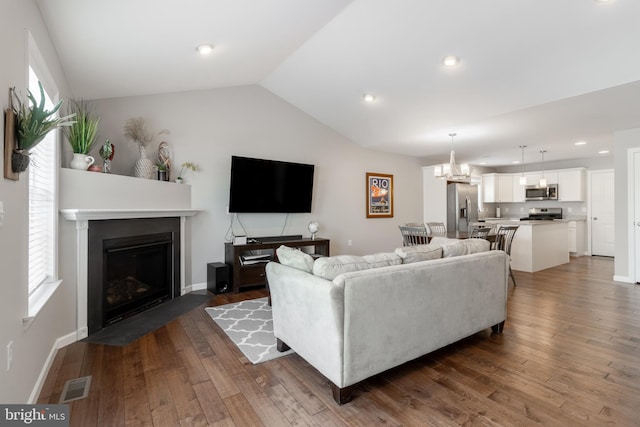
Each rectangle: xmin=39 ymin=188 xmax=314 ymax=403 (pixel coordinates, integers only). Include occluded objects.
xmin=265 ymin=262 xmax=346 ymax=387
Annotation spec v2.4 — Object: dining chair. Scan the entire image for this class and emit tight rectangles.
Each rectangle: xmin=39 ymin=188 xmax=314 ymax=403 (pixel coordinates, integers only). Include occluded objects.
xmin=398 ymin=225 xmax=429 ymax=246
xmin=426 ymin=222 xmax=446 ymax=234
xmin=469 ymin=226 xmax=490 ymax=240
xmin=493 ymin=225 xmax=519 ymax=286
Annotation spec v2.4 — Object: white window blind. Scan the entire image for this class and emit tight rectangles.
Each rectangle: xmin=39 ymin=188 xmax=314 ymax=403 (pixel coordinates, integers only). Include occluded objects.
xmin=27 ymin=66 xmax=57 ymax=297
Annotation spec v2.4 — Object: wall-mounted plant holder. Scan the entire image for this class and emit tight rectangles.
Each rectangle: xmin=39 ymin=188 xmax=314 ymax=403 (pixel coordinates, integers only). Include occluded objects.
xmin=4 ymin=106 xmax=19 ymax=181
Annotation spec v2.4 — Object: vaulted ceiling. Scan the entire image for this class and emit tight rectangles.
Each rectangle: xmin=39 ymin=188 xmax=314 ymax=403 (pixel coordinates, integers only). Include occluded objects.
xmin=37 ymin=0 xmax=640 ymax=166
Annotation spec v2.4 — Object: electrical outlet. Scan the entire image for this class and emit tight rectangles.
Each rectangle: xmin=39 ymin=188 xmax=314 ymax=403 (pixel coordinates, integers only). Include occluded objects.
xmin=6 ymin=340 xmax=13 ymax=371
xmin=348 ymin=240 xmax=353 ymax=246
xmin=582 ymin=207 xmax=587 ymax=212
xmin=0 ymin=201 xmax=4 ymax=227
xmin=567 ymin=207 xmax=572 ymax=213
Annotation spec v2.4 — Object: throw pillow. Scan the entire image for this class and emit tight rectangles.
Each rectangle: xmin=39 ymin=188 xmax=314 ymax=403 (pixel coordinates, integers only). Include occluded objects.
xmin=394 ymin=244 xmax=443 ymax=264
xmin=312 ymin=255 xmax=371 ymax=280
xmin=362 ymin=252 xmax=402 ymax=268
xmin=441 ymin=239 xmax=490 ymax=257
xmin=276 ymin=245 xmax=315 ymax=273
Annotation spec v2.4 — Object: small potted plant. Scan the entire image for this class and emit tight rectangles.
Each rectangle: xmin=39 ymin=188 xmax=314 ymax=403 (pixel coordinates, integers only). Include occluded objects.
xmin=176 ymin=161 xmax=197 ymax=184
xmin=155 ymin=162 xmax=169 ymax=181
xmin=64 ymin=99 xmax=99 ymax=170
xmin=98 ymin=139 xmax=115 ymax=173
xmin=10 ymin=83 xmax=75 ymax=172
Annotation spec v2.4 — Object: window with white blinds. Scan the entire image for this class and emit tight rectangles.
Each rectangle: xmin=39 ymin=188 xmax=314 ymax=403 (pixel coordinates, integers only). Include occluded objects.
xmin=27 ymin=127 xmax=56 ymax=295
xmin=27 ymin=64 xmax=59 ymax=300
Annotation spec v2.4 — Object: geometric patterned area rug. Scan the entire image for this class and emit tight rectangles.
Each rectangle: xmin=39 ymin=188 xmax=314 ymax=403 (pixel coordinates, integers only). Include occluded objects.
xmin=205 ymin=297 xmax=294 ymax=364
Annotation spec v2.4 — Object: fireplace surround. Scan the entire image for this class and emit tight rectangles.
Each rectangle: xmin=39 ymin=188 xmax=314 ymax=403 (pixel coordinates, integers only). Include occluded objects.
xmin=59 ymin=169 xmax=200 ymax=340
xmin=87 ymin=218 xmax=181 ymax=334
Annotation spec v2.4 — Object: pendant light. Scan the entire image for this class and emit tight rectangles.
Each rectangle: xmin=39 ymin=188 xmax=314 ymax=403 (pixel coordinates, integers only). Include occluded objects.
xmin=539 ymin=150 xmax=547 ymax=188
xmin=519 ymin=145 xmax=527 ymax=185
xmin=433 ymin=133 xmax=470 ymax=181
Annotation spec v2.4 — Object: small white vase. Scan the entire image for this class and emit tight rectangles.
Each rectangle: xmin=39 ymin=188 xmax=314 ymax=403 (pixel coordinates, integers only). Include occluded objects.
xmin=134 ymin=145 xmax=154 ymax=179
xmin=69 ymin=153 xmax=95 ymax=170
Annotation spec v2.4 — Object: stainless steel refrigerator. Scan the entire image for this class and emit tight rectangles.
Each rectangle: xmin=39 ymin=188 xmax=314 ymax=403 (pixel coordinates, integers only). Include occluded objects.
xmin=447 ymin=183 xmax=478 ymax=232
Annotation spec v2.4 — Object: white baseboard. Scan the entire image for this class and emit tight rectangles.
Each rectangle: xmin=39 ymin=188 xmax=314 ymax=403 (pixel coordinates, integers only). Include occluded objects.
xmin=613 ymin=275 xmax=634 ymax=284
xmin=185 ymin=282 xmax=207 ymax=293
xmin=28 ymin=331 xmax=78 ymax=404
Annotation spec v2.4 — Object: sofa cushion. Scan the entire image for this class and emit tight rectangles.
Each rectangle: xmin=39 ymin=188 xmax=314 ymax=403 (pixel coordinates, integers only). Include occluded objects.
xmin=362 ymin=252 xmax=402 ymax=268
xmin=312 ymin=255 xmax=371 ymax=280
xmin=428 ymin=236 xmax=462 ymax=248
xmin=394 ymin=245 xmax=443 ymax=264
xmin=441 ymin=238 xmax=491 ymax=257
xmin=276 ymin=245 xmax=315 ymax=273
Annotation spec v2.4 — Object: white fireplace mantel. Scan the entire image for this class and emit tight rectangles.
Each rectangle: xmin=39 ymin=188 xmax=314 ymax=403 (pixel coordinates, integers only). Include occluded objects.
xmin=59 ymin=169 xmax=201 ymax=340
xmin=60 ymin=208 xmax=200 ymax=221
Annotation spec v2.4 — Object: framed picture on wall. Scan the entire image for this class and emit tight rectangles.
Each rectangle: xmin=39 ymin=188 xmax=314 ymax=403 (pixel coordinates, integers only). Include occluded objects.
xmin=366 ymin=172 xmax=393 ymax=218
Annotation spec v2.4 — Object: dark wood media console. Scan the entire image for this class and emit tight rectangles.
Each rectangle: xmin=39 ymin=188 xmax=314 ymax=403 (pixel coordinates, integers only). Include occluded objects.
xmin=224 ymin=236 xmax=330 ymax=293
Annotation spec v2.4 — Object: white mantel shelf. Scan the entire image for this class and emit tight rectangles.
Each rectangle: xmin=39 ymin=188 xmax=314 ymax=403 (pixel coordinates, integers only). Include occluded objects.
xmin=60 ymin=208 xmax=201 ymax=221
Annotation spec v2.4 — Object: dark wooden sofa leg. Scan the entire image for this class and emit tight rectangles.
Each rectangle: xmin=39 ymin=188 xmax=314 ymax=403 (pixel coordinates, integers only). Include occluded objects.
xmin=331 ymin=384 xmax=354 ymax=405
xmin=276 ymin=338 xmax=290 ymax=352
xmin=491 ymin=321 xmax=505 ymax=334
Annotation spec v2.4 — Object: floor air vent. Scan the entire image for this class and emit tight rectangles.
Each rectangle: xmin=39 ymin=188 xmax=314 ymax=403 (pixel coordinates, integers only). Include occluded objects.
xmin=59 ymin=376 xmax=92 ymax=403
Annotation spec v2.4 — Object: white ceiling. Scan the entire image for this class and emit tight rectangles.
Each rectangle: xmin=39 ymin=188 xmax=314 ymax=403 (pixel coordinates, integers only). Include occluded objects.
xmin=37 ymin=0 xmax=640 ymax=167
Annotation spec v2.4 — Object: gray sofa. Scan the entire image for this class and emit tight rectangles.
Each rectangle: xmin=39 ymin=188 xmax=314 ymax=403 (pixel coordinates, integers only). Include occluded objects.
xmin=265 ymin=241 xmax=510 ymax=404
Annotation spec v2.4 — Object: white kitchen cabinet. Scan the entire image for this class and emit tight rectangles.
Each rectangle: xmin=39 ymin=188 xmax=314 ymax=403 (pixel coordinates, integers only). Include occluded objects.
xmin=526 ymin=171 xmax=558 ymax=186
xmin=497 ymin=175 xmax=514 ymax=202
xmin=482 ymin=174 xmax=497 ymax=203
xmin=567 ymin=220 xmax=585 ymax=256
xmin=513 ymin=175 xmax=526 ymax=202
xmin=482 ymin=173 xmax=515 ymax=203
xmin=558 ymin=168 xmax=585 ymax=202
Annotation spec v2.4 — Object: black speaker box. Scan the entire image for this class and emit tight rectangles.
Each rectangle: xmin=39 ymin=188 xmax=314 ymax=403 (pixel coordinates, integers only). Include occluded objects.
xmin=207 ymin=262 xmax=230 ymax=294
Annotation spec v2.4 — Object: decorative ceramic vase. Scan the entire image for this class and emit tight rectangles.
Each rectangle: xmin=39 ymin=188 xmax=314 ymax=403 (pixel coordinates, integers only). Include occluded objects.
xmin=134 ymin=145 xmax=154 ymax=179
xmin=11 ymin=149 xmax=30 ymax=173
xmin=69 ymin=153 xmax=95 ymax=170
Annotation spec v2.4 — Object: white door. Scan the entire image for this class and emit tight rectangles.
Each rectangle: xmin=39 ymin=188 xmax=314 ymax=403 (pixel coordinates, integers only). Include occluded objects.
xmin=634 ymin=151 xmax=640 ymax=283
xmin=591 ymin=170 xmax=615 ymax=257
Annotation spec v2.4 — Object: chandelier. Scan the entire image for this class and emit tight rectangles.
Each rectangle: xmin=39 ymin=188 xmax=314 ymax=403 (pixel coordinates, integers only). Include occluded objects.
xmin=433 ymin=133 xmax=470 ymax=181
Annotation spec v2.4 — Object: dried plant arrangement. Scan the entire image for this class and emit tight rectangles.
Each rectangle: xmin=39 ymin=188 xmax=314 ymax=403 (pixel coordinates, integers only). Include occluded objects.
xmin=123 ymin=117 xmax=169 ymax=147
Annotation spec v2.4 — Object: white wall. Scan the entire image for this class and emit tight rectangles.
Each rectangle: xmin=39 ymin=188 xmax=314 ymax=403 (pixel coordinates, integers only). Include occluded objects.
xmin=614 ymin=128 xmax=640 ymax=280
xmin=0 ymin=0 xmax=76 ymax=403
xmin=87 ymin=85 xmax=424 ymax=286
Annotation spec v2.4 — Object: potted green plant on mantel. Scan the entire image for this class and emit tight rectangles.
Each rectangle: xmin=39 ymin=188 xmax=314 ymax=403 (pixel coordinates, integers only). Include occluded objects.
xmin=176 ymin=161 xmax=197 ymax=184
xmin=64 ymin=99 xmax=99 ymax=170
xmin=10 ymin=83 xmax=75 ymax=173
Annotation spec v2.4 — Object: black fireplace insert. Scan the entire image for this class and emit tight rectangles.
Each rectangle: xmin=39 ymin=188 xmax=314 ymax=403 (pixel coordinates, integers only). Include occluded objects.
xmin=87 ymin=217 xmax=181 ymax=335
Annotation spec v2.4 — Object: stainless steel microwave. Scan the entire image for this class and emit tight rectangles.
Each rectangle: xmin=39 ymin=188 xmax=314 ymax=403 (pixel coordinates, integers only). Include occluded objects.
xmin=525 ymin=184 xmax=558 ymax=201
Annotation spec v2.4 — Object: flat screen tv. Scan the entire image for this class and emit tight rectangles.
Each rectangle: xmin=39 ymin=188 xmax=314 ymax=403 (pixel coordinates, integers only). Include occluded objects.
xmin=228 ymin=156 xmax=315 ymax=213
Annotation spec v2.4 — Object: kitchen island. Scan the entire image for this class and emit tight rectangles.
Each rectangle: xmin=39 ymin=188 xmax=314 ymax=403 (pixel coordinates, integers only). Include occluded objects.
xmin=481 ymin=219 xmax=569 ymax=273
xmin=509 ymin=221 xmax=569 ymax=272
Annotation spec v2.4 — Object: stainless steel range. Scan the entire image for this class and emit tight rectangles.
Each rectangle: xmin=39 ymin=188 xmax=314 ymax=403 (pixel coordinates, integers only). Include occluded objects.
xmin=521 ymin=207 xmax=562 ymax=221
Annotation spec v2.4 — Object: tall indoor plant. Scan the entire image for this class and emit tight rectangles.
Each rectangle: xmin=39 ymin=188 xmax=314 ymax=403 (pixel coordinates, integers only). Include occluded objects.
xmin=10 ymin=82 xmax=75 ymax=172
xmin=64 ymin=99 xmax=99 ymax=170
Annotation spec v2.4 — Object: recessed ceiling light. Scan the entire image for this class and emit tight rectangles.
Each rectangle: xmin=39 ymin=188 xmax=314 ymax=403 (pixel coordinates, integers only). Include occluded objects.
xmin=196 ymin=44 xmax=214 ymax=55
xmin=363 ymin=93 xmax=376 ymax=102
xmin=594 ymin=0 xmax=611 ymax=3
xmin=512 ymin=161 xmax=520 ymax=164
xmin=479 ymin=162 xmax=487 ymax=165
xmin=574 ymin=141 xmax=587 ymax=146
xmin=443 ymin=56 xmax=460 ymax=67
xmin=598 ymin=150 xmax=610 ymax=154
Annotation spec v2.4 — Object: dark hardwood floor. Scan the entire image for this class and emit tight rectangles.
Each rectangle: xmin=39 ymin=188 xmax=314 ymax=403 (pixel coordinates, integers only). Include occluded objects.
xmin=38 ymin=256 xmax=640 ymax=426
